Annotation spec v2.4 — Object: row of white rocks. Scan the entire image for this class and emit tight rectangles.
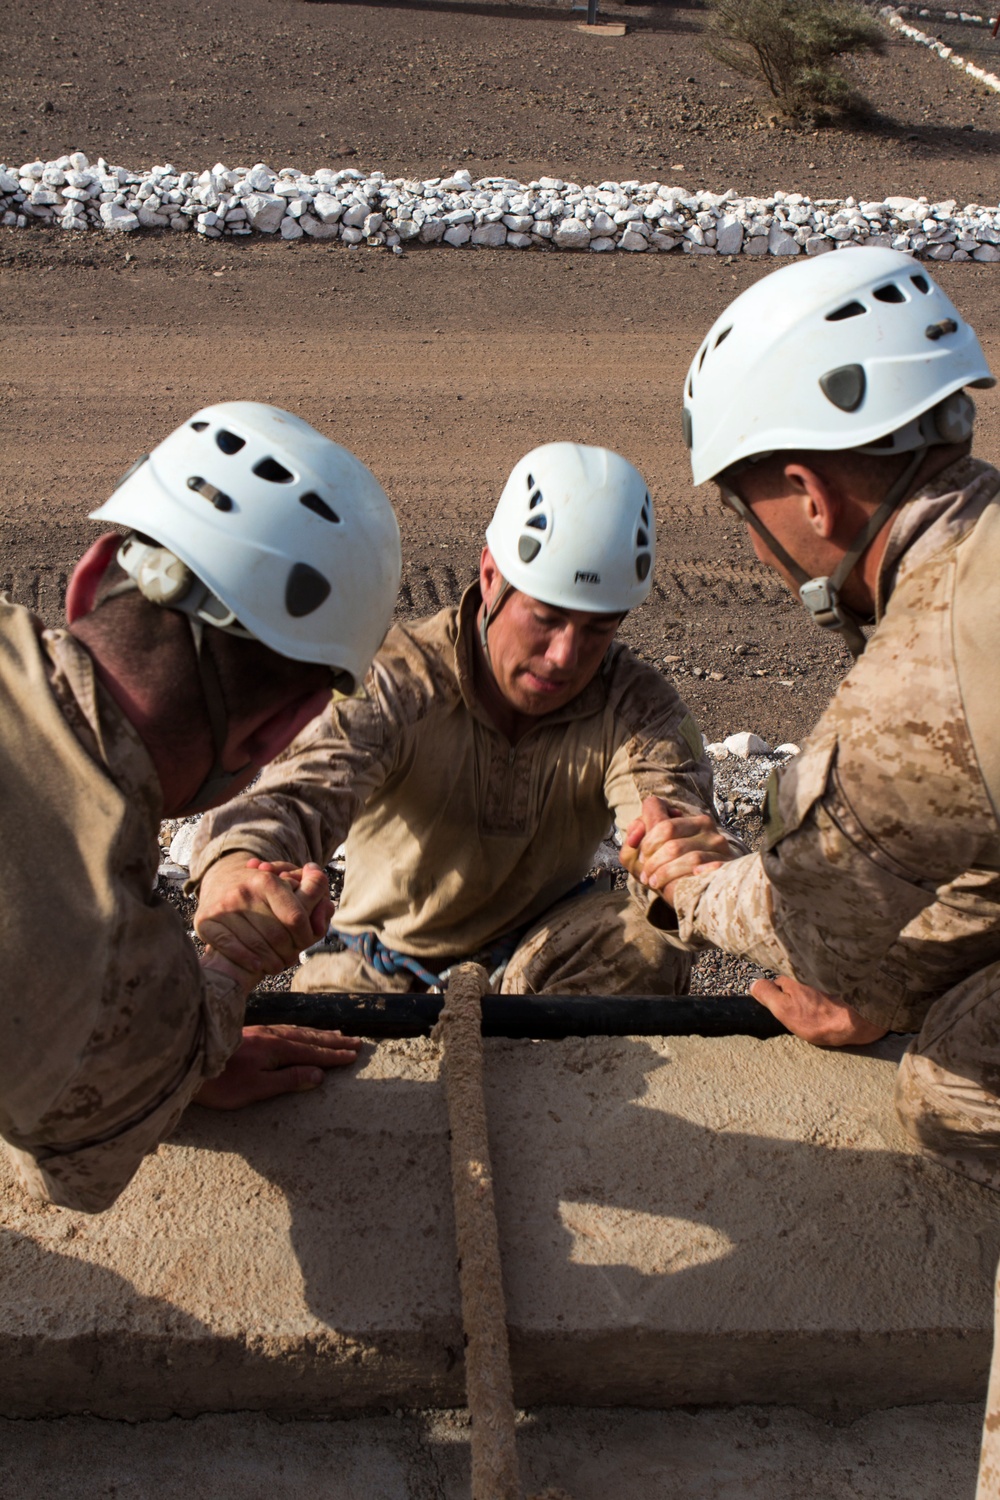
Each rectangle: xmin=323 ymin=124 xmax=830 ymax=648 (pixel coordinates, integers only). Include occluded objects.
xmin=5 ymin=153 xmax=1000 ymax=261
xmin=887 ymin=3 xmax=998 ymax=25
xmin=882 ymin=7 xmax=1000 ymax=92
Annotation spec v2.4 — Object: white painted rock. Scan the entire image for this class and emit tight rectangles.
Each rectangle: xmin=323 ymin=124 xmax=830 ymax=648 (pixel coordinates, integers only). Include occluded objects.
xmin=243 ymin=193 xmax=284 ymax=233
xmin=620 ymin=228 xmax=648 ymax=251
xmin=774 ymin=743 xmax=801 ymax=757
xmin=99 ymin=203 xmax=139 ymax=232
xmin=723 ymin=731 xmax=771 ymax=759
xmin=769 ymin=223 xmax=800 ymax=256
xmin=312 ymin=192 xmax=342 ymax=225
xmin=554 ymin=218 xmax=590 ymax=249
xmin=471 ymin=222 xmax=506 ymax=247
xmin=705 ymin=742 xmax=729 ymax=759
xmin=715 ymin=216 xmax=743 ymax=255
xmin=168 ymin=821 xmax=200 ymax=869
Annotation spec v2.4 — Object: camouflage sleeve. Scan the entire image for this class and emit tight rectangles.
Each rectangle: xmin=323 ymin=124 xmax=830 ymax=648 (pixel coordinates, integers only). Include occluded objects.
xmin=603 ymin=659 xmax=746 ymax=921
xmin=189 ymin=667 xmax=397 ymax=884
xmin=4 ymin=894 xmax=244 ymax=1215
xmin=603 ymin=656 xmax=743 ymax=843
xmin=672 ymin=725 xmax=988 ymax=1018
xmin=673 ymin=566 xmax=1000 ymax=1021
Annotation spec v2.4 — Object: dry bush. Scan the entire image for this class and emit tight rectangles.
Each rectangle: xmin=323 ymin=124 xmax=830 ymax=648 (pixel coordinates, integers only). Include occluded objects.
xmin=704 ymin=0 xmax=885 ymax=122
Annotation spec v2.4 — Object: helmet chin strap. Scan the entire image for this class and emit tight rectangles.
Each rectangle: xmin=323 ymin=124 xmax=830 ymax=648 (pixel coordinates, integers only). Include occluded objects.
xmin=722 ymin=446 xmax=926 ymax=659
xmin=478 ymin=576 xmax=511 ymax=673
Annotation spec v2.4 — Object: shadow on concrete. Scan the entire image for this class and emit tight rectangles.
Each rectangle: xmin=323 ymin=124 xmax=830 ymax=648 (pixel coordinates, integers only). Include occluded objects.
xmin=0 ymin=1226 xmax=217 ymax=1416
xmin=179 ymin=1035 xmax=1000 ymax=1410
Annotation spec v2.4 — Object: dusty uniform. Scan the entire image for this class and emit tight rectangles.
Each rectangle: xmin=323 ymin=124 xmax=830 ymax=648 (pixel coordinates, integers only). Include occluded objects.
xmin=191 ymin=585 xmax=733 ymax=996
xmin=0 ymin=600 xmax=243 ymax=1213
xmin=668 ymin=457 xmax=1000 ymax=1188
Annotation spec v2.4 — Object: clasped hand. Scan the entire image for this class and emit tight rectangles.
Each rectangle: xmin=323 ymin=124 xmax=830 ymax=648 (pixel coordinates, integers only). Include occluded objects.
xmin=195 ymin=854 xmax=333 ymax=977
xmin=619 ymin=795 xmax=736 ymax=907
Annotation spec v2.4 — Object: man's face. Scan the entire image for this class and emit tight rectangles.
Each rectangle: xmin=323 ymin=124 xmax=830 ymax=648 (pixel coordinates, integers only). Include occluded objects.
xmin=480 ymin=552 xmax=622 ymax=717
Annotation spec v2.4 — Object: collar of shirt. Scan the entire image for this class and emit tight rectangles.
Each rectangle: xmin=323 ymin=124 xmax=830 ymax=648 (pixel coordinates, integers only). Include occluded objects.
xmin=452 ymin=580 xmax=616 ymax=735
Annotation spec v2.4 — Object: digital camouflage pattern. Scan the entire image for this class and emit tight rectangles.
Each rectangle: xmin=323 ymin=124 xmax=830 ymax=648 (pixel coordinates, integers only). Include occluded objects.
xmin=978 ymin=1256 xmax=1000 ymax=1498
xmin=0 ymin=600 xmax=243 ymax=1213
xmin=193 ymin=583 xmax=739 ymax=972
xmin=671 ymin=458 xmax=1000 ymax=1186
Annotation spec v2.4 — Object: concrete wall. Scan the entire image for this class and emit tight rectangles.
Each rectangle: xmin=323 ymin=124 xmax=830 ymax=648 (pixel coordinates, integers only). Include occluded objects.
xmin=2 ymin=1034 xmax=999 ymax=1418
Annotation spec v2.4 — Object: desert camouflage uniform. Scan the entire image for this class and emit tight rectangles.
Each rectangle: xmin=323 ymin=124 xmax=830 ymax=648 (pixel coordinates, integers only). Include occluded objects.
xmin=979 ymin=1260 xmax=1000 ymax=1497
xmin=0 ymin=600 xmax=243 ymax=1213
xmin=191 ymin=584 xmax=739 ymax=996
xmin=669 ymin=457 xmax=1000 ymax=1190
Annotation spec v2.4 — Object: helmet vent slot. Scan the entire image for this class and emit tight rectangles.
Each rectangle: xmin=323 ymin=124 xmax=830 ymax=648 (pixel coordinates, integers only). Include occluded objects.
xmin=187 ymin=475 xmax=233 ymax=512
xmin=528 ymin=488 xmax=543 ymax=510
xmin=873 ymin=283 xmax=906 ymax=305
xmin=525 ymin=473 xmax=534 ymax=490
xmin=635 ymin=553 xmax=651 ymax=583
xmin=300 ymin=492 xmax=341 ymax=524
xmin=826 ymin=301 xmax=867 ymax=323
xmin=518 ymin=535 xmax=542 ymax=564
xmin=637 ymin=527 xmax=649 ymax=548
xmin=215 ymin=429 xmax=246 ymax=455
xmin=253 ymin=457 xmax=294 ymax=483
xmin=285 ymin=562 xmax=331 ymax=618
xmin=641 ymin=496 xmax=651 ymax=526
xmin=714 ymin=326 xmax=732 ymax=348
xmin=698 ymin=343 xmax=708 ymax=372
xmin=911 ymin=274 xmax=930 ymax=294
xmin=190 ymin=421 xmax=209 ymax=432
xmin=525 ymin=514 xmax=547 ymax=531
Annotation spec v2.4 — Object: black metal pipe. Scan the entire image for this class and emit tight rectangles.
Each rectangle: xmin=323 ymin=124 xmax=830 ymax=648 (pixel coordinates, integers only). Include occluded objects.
xmin=244 ymin=991 xmax=787 ymax=1040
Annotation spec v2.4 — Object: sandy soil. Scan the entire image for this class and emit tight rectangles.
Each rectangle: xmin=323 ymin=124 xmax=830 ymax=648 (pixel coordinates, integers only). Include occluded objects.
xmin=1 ymin=0 xmax=998 ymax=205
xmin=3 ymin=234 xmax=999 ymax=747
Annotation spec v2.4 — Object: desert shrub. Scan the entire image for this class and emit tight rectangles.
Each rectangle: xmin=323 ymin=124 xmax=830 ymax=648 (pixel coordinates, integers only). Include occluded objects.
xmin=704 ymin=0 xmax=885 ymax=122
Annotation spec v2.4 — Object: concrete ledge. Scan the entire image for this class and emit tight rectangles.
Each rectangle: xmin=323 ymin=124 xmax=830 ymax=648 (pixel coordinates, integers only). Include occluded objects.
xmin=0 ymin=1405 xmax=983 ymax=1499
xmin=2 ymin=1035 xmax=999 ymax=1418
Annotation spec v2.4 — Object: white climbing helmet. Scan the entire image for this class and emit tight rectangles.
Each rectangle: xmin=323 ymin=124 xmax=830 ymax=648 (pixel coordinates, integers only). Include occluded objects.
xmin=485 ymin=443 xmax=655 ymax=613
xmin=90 ymin=401 xmax=401 ymax=690
xmin=684 ymin=247 xmax=994 ymax=486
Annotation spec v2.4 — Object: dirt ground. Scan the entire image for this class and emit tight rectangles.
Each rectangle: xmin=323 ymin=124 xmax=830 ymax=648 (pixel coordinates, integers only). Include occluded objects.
xmin=3 ymin=0 xmax=1000 ymax=739
xmin=3 ymin=0 xmax=999 ymax=750
xmin=1 ymin=0 xmax=998 ymax=206
xmin=3 ymin=235 xmax=999 ymax=749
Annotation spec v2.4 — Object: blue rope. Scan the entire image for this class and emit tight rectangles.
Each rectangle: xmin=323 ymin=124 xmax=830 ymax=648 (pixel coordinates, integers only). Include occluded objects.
xmin=334 ymin=929 xmax=442 ymax=990
xmin=329 ymin=874 xmax=599 ymax=992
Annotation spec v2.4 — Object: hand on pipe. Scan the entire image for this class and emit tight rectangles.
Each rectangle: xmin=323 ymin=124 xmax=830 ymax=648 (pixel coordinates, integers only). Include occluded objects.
xmin=193 ymin=1023 xmax=363 ymax=1109
xmin=195 ymin=854 xmax=333 ymax=975
xmin=751 ymin=975 xmax=888 ymax=1047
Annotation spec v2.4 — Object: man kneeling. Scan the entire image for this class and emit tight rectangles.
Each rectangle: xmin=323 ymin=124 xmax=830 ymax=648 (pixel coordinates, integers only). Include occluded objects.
xmin=1 ymin=402 xmax=400 ymax=1211
xmin=191 ymin=444 xmax=739 ymax=999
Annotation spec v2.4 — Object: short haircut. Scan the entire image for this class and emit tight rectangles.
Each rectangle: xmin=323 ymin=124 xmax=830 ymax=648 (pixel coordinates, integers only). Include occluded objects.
xmin=78 ymin=557 xmax=329 ymax=759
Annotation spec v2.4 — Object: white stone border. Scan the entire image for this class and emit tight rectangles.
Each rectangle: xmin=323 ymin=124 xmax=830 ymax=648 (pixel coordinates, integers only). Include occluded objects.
xmin=3 ymin=153 xmax=1000 ymax=260
xmin=889 ymin=3 xmax=998 ymax=27
xmin=882 ymin=6 xmax=1000 ymax=91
